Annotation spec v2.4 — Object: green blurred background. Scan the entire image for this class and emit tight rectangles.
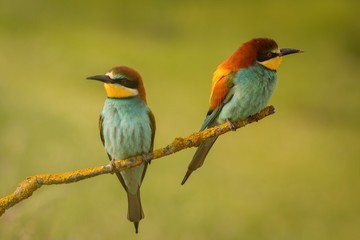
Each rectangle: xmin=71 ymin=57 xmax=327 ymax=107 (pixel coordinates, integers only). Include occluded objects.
xmin=1 ymin=0 xmax=359 ymax=239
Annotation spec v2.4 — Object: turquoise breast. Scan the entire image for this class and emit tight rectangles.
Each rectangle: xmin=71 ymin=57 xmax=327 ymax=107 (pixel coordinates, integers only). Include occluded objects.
xmin=101 ymin=97 xmax=152 ymax=159
xmin=218 ymin=64 xmax=277 ymax=123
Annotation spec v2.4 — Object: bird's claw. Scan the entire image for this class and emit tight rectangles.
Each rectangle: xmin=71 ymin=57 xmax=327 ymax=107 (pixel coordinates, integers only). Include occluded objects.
xmin=110 ymin=159 xmax=117 ymax=173
xmin=227 ymin=119 xmax=237 ymax=131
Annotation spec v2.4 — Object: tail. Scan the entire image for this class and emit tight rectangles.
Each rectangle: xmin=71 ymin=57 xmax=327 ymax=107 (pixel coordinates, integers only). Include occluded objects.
xmin=127 ymin=189 xmax=144 ymax=234
xmin=181 ymin=136 xmax=218 ymax=185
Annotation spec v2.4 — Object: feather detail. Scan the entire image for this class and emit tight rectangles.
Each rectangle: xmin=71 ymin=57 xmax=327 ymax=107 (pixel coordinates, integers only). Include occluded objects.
xmin=209 ymin=67 xmax=231 ymax=103
xmin=127 ymin=190 xmax=144 ymax=234
xmin=99 ymin=114 xmax=105 ymax=146
xmin=221 ymin=38 xmax=278 ymax=71
xmin=209 ymin=72 xmax=234 ymax=112
xmin=181 ymin=136 xmax=218 ymax=185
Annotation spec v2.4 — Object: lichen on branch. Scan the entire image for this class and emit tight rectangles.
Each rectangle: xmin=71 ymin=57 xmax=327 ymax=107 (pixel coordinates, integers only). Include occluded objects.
xmin=0 ymin=105 xmax=275 ymax=216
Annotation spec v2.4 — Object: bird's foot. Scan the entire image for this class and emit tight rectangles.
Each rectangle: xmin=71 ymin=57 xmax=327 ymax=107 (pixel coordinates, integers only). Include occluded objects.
xmin=110 ymin=159 xmax=118 ymax=173
xmin=227 ymin=119 xmax=237 ymax=131
xmin=109 ymin=159 xmax=125 ymax=186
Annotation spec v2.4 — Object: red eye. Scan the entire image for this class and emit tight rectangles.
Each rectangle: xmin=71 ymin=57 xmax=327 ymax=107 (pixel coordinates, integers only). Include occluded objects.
xmin=267 ymin=52 xmax=273 ymax=58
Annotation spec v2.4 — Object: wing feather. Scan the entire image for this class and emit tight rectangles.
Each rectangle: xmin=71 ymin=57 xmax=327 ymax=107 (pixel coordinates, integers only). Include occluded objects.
xmin=209 ymin=67 xmax=233 ymax=111
xmin=140 ymin=109 xmax=156 ymax=183
xmin=201 ymin=67 xmax=234 ymax=130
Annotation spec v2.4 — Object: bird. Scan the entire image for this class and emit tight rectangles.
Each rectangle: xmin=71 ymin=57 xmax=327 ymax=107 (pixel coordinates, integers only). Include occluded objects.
xmin=87 ymin=66 xmax=156 ymax=233
xmin=181 ymin=38 xmax=302 ymax=185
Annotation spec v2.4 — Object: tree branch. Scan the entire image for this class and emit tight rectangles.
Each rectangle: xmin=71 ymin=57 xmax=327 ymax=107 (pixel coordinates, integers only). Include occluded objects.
xmin=0 ymin=105 xmax=275 ymax=217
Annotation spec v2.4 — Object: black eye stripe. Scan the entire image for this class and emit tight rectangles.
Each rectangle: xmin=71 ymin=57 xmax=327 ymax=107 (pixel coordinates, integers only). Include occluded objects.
xmin=114 ymin=78 xmax=138 ymax=89
xmin=257 ymin=52 xmax=279 ymax=62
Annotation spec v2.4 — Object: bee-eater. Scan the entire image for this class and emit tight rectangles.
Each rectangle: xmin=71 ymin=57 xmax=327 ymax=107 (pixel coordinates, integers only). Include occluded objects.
xmin=181 ymin=38 xmax=302 ymax=185
xmin=87 ymin=66 xmax=156 ymax=233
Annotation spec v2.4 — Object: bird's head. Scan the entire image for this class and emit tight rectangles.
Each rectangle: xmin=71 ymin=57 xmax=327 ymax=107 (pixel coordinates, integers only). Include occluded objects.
xmin=221 ymin=38 xmax=303 ymax=71
xmin=87 ymin=66 xmax=147 ymax=102
xmin=253 ymin=38 xmax=303 ymax=71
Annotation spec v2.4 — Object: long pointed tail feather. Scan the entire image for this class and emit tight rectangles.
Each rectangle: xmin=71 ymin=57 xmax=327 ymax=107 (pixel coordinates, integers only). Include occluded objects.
xmin=181 ymin=136 xmax=218 ymax=185
xmin=127 ymin=190 xmax=144 ymax=233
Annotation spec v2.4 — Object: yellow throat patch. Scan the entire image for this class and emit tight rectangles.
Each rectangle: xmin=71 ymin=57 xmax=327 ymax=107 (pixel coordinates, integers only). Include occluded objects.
xmin=104 ymin=83 xmax=138 ymax=98
xmin=260 ymin=56 xmax=283 ymax=71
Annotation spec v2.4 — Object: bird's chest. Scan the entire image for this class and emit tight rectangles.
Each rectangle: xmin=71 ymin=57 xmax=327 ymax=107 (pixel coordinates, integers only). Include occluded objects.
xmin=101 ymin=99 xmax=152 ymax=159
xmin=219 ymin=66 xmax=277 ymax=122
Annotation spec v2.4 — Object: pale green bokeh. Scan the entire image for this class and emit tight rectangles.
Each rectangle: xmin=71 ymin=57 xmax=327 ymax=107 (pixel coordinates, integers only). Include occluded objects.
xmin=1 ymin=0 xmax=359 ymax=239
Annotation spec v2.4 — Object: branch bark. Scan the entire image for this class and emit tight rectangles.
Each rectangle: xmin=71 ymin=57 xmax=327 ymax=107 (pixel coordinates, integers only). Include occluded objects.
xmin=0 ymin=105 xmax=275 ymax=216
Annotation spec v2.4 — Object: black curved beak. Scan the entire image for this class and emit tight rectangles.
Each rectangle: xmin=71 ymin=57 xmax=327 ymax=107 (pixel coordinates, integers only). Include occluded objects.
xmin=86 ymin=75 xmax=112 ymax=83
xmin=279 ymin=48 xmax=303 ymax=57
